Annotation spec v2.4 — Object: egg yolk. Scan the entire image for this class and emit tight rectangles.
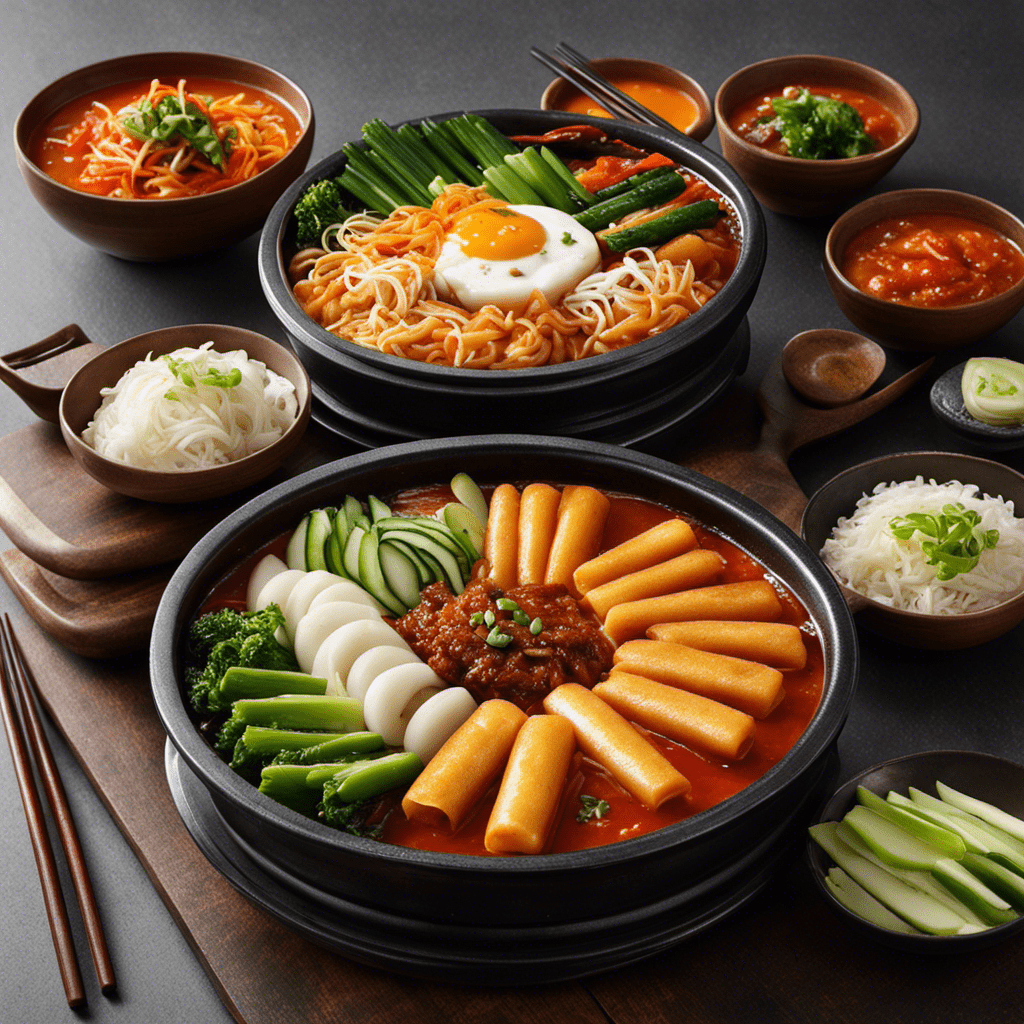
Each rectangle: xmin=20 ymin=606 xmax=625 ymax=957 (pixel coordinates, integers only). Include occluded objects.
xmin=449 ymin=204 xmax=548 ymax=261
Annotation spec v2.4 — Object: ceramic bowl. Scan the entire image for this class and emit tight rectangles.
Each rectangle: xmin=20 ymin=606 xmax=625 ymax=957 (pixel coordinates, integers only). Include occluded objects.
xmin=930 ymin=362 xmax=1024 ymax=451
xmin=150 ymin=436 xmax=857 ymax=964
xmin=824 ymin=189 xmax=1024 ymax=351
xmin=59 ymin=324 xmax=311 ymax=503
xmin=801 ymin=451 xmax=1024 ymax=648
xmin=714 ymin=55 xmax=918 ymax=217
xmin=258 ymin=109 xmax=766 ymax=444
xmin=14 ymin=52 xmax=314 ymax=261
xmin=807 ymin=750 xmax=1024 ymax=952
xmin=540 ymin=57 xmax=714 ymax=141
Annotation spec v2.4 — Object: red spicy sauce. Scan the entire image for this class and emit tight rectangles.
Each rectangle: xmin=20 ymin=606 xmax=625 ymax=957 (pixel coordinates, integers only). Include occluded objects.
xmin=728 ymin=83 xmax=901 ymax=154
xmin=198 ymin=485 xmax=824 ymax=856
xmin=841 ymin=213 xmax=1024 ymax=307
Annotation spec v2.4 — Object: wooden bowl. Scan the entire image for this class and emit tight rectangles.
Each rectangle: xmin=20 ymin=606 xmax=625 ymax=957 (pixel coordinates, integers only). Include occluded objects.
xmin=540 ymin=57 xmax=714 ymax=141
xmin=824 ymin=189 xmax=1024 ymax=352
xmin=14 ymin=52 xmax=314 ymax=261
xmin=807 ymin=750 xmax=1024 ymax=951
xmin=59 ymin=324 xmax=311 ymax=503
xmin=801 ymin=451 xmax=1024 ymax=648
xmin=714 ymin=55 xmax=919 ymax=217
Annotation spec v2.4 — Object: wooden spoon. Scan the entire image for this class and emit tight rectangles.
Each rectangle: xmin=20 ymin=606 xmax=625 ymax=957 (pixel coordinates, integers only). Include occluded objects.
xmin=781 ymin=329 xmax=886 ymax=408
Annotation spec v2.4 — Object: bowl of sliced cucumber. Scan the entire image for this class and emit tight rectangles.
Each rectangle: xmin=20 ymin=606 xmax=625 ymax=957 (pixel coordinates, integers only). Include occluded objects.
xmin=807 ymin=750 xmax=1024 ymax=951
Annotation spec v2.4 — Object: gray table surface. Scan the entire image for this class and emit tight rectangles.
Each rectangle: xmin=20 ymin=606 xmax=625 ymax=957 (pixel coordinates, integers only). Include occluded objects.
xmin=1 ymin=0 xmax=1022 ymax=1021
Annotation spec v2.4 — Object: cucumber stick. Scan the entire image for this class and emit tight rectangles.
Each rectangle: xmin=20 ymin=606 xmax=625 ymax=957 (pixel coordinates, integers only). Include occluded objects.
xmin=843 ymin=804 xmax=947 ymax=870
xmin=960 ymin=853 xmax=1024 ymax=911
xmin=449 ymin=472 xmax=489 ymax=528
xmin=931 ymin=857 xmax=1017 ymax=926
xmin=887 ymin=791 xmax=991 ymax=854
xmin=825 ymin=868 xmax=920 ymax=934
xmin=936 ymin=781 xmax=1024 ymax=842
xmin=857 ymin=786 xmax=966 ymax=859
xmin=809 ymin=822 xmax=964 ymax=934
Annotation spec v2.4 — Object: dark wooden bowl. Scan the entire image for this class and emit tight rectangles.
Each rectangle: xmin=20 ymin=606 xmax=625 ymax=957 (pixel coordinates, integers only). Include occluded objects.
xmin=714 ymin=54 xmax=919 ymax=217
xmin=14 ymin=52 xmax=314 ymax=261
xmin=824 ymin=189 xmax=1024 ymax=351
xmin=60 ymin=324 xmax=311 ymax=503
xmin=541 ymin=57 xmax=714 ymax=141
xmin=801 ymin=451 xmax=1024 ymax=648
xmin=807 ymin=750 xmax=1024 ymax=951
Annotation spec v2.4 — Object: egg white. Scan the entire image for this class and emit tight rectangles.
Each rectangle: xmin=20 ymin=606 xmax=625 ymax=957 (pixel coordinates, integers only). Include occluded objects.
xmin=433 ymin=205 xmax=601 ymax=312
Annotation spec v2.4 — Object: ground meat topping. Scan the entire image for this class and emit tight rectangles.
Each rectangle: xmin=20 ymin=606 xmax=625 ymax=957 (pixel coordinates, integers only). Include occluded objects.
xmin=394 ymin=578 xmax=615 ymax=711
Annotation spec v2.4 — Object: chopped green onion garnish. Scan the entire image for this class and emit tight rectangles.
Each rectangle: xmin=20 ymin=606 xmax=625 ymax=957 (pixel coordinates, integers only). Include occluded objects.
xmin=485 ymin=625 xmax=513 ymax=648
xmin=529 ymin=617 xmax=543 ymax=635
xmin=889 ymin=503 xmax=1000 ymax=580
xmin=496 ymin=598 xmax=519 ymax=612
xmin=484 ymin=609 xmax=496 ymax=628
xmin=512 ymin=609 xmax=530 ymax=626
xmin=469 ymin=611 xmax=485 ymax=627
xmin=577 ymin=794 xmax=610 ymax=823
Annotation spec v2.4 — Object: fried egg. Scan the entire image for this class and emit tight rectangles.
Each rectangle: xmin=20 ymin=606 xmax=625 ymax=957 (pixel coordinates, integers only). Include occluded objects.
xmin=433 ymin=203 xmax=601 ymax=312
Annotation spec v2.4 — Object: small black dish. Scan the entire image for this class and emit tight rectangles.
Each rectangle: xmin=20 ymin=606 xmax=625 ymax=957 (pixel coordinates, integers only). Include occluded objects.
xmin=931 ymin=363 xmax=1024 ymax=451
xmin=806 ymin=750 xmax=1024 ymax=952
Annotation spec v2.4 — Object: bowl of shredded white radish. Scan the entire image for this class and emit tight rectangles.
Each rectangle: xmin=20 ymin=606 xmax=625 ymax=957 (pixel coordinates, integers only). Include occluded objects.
xmin=60 ymin=324 xmax=310 ymax=502
xmin=802 ymin=452 xmax=1024 ymax=648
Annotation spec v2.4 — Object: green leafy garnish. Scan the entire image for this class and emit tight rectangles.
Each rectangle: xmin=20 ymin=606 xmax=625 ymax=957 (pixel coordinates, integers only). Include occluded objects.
xmin=889 ymin=503 xmax=1000 ymax=580
xmin=577 ymin=794 xmax=611 ymax=823
xmin=161 ymin=353 xmax=242 ymax=400
xmin=561 ymin=231 xmax=577 ymax=246
xmin=766 ymin=87 xmax=874 ymax=160
xmin=120 ymin=94 xmax=228 ymax=169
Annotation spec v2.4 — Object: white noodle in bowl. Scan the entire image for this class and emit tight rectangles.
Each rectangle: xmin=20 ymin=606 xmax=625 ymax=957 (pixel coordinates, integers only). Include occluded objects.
xmin=82 ymin=342 xmax=298 ymax=471
xmin=820 ymin=477 xmax=1024 ymax=615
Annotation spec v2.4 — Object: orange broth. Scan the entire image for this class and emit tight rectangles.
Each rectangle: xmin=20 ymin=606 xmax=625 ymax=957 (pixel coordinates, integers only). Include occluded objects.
xmin=841 ymin=213 xmax=1024 ymax=308
xmin=31 ymin=77 xmax=303 ymax=197
xmin=199 ymin=485 xmax=824 ymax=857
xmin=559 ymin=77 xmax=701 ymax=133
xmin=728 ymin=84 xmax=900 ymax=154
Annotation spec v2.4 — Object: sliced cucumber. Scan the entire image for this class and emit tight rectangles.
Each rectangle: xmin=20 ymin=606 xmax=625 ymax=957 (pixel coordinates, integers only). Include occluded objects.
xmin=888 ymin=791 xmax=990 ymax=854
xmin=960 ymin=853 xmax=1024 ymax=911
xmin=450 ymin=471 xmax=489 ymax=528
xmin=377 ymin=528 xmax=466 ymax=592
xmin=342 ymin=495 xmax=364 ymax=530
xmin=305 ymin=508 xmax=335 ymax=572
xmin=809 ymin=822 xmax=965 ymax=934
xmin=325 ymin=511 xmax=350 ymax=578
xmin=343 ymin=525 xmax=366 ymax=580
xmin=931 ymin=857 xmax=1018 ymax=926
xmin=356 ymin=530 xmax=406 ymax=616
xmin=286 ymin=514 xmax=311 ymax=570
xmin=835 ymin=822 xmax=985 ymax=925
xmin=386 ymin=538 xmax=435 ymax=586
xmin=936 ymin=781 xmax=1024 ymax=843
xmin=440 ymin=501 xmax=484 ymax=560
xmin=378 ymin=541 xmax=422 ymax=610
xmin=857 ymin=787 xmax=966 ymax=859
xmin=825 ymin=868 xmax=920 ymax=933
xmin=843 ymin=804 xmax=947 ymax=870
xmin=368 ymin=494 xmax=392 ymax=523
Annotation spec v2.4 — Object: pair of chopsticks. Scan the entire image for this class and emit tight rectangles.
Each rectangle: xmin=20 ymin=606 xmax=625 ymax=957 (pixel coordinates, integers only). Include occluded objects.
xmin=0 ymin=615 xmax=115 ymax=1009
xmin=530 ymin=42 xmax=679 ymax=134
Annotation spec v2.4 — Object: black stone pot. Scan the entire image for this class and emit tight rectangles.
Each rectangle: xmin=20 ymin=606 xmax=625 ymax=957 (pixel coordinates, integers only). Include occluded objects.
xmin=257 ymin=111 xmax=767 ymax=442
xmin=151 ymin=437 xmax=857 ymax=937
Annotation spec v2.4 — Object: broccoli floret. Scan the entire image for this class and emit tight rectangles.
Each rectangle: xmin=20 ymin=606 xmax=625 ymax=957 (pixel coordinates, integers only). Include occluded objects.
xmin=185 ymin=605 xmax=297 ymax=716
xmin=319 ymin=796 xmax=384 ymax=839
xmin=293 ymin=179 xmax=351 ymax=244
xmin=217 ymin=716 xmax=250 ymax=757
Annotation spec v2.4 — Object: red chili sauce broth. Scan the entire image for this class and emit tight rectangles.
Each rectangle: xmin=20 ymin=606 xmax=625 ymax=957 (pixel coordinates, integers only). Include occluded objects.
xmin=199 ymin=484 xmax=824 ymax=857
xmin=31 ymin=77 xmax=303 ymax=196
xmin=841 ymin=213 xmax=1024 ymax=308
xmin=728 ymin=84 xmax=901 ymax=154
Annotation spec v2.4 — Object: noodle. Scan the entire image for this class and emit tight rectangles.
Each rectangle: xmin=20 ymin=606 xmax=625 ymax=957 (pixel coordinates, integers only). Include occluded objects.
xmin=36 ymin=78 xmax=297 ymax=199
xmin=289 ymin=184 xmax=735 ymax=369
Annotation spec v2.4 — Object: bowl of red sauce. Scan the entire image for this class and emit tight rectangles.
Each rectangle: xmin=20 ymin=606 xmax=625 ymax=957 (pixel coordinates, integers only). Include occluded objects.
xmin=715 ymin=55 xmax=919 ymax=217
xmin=541 ymin=57 xmax=714 ymax=141
xmin=150 ymin=434 xmax=857 ymax=982
xmin=824 ymin=189 xmax=1024 ymax=352
xmin=15 ymin=51 xmax=314 ymax=260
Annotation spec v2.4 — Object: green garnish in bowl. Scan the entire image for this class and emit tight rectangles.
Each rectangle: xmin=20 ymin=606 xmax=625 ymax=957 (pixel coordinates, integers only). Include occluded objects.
xmin=767 ymin=87 xmax=875 ymax=160
xmin=889 ymin=503 xmax=1000 ymax=580
xmin=121 ymin=94 xmax=228 ymax=169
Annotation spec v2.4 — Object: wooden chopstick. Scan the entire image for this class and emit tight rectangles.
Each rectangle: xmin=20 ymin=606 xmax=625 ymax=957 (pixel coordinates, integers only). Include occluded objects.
xmin=0 ymin=615 xmax=116 ymax=1005
xmin=551 ymin=42 xmax=680 ymax=135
